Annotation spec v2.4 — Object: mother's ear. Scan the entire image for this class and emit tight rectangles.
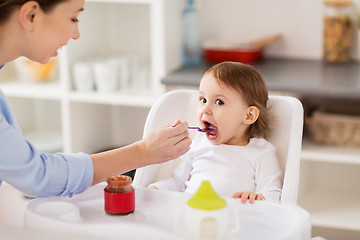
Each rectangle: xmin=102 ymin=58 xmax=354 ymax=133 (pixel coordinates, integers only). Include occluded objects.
xmin=243 ymin=106 xmax=259 ymax=125
xmin=19 ymin=1 xmax=40 ymax=30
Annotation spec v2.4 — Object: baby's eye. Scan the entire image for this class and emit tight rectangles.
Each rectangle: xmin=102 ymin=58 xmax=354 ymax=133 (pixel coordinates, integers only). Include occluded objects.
xmin=71 ymin=18 xmax=79 ymax=23
xmin=199 ymin=97 xmax=207 ymax=103
xmin=215 ymin=99 xmax=224 ymax=105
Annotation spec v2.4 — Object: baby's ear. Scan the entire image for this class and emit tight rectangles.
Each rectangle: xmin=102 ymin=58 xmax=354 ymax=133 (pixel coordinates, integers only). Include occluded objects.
xmin=243 ymin=106 xmax=259 ymax=125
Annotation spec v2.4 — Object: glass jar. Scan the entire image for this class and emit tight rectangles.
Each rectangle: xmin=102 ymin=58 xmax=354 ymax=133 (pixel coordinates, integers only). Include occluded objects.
xmin=104 ymin=175 xmax=135 ymax=215
xmin=323 ymin=0 xmax=353 ymax=63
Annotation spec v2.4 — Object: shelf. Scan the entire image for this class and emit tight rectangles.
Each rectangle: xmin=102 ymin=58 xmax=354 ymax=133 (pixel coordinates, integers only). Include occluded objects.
xmin=23 ymin=130 xmax=63 ymax=153
xmin=301 ymin=139 xmax=360 ymax=165
xmin=68 ymin=90 xmax=158 ymax=107
xmin=161 ymin=59 xmax=360 ymax=100
xmin=299 ymin=189 xmax=360 ymax=231
xmin=0 ymin=81 xmax=63 ymax=100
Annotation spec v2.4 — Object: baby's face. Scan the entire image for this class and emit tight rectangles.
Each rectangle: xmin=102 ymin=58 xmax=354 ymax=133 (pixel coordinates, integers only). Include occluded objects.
xmin=197 ymin=73 xmax=251 ymax=146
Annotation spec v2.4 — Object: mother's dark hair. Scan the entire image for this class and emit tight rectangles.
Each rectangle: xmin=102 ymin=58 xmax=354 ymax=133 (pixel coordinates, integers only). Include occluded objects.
xmin=0 ymin=0 xmax=68 ymax=25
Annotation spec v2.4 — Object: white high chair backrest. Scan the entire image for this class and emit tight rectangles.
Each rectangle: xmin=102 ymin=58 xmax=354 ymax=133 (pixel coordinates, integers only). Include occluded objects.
xmin=133 ymin=90 xmax=304 ymax=203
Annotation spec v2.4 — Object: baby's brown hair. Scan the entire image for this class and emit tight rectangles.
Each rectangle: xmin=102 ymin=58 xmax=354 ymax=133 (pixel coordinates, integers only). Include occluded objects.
xmin=204 ymin=61 xmax=270 ymax=139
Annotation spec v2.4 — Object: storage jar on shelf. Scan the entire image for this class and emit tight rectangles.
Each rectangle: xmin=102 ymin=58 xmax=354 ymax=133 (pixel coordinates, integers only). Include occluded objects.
xmin=323 ymin=0 xmax=353 ymax=63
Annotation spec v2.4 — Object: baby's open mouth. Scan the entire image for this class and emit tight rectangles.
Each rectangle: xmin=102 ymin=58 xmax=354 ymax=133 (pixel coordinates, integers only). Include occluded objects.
xmin=203 ymin=121 xmax=217 ymax=136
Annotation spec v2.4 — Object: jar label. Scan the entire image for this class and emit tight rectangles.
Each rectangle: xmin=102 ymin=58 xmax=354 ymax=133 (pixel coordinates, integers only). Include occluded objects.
xmin=104 ymin=189 xmax=135 ymax=214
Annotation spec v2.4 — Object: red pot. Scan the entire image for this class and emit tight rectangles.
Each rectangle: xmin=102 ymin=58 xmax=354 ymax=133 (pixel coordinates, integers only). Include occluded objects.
xmin=204 ymin=47 xmax=263 ymax=64
xmin=203 ymin=34 xmax=281 ymax=64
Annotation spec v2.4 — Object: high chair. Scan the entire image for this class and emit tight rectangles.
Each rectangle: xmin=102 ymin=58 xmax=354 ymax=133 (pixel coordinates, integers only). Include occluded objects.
xmin=133 ymin=89 xmax=304 ymax=203
xmin=23 ymin=89 xmax=310 ymax=240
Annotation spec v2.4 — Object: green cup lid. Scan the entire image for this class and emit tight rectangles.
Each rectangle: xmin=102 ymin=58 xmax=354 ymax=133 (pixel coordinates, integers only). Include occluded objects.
xmin=187 ymin=181 xmax=226 ymax=210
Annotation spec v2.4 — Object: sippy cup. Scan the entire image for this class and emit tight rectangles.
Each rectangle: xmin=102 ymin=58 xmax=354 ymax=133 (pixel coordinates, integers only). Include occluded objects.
xmin=174 ymin=181 xmax=239 ymax=239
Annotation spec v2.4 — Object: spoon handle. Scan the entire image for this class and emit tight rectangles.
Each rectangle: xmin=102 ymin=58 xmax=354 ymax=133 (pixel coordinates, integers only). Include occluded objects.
xmin=172 ymin=125 xmax=212 ymax=132
xmin=188 ymin=126 xmax=212 ymax=133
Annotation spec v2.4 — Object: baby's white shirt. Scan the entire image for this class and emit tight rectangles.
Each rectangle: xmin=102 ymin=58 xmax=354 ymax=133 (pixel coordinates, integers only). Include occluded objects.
xmin=151 ymin=133 xmax=283 ymax=201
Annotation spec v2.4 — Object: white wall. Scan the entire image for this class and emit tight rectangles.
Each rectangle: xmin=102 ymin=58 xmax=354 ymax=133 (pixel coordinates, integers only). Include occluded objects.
xmin=196 ymin=0 xmax=324 ymax=60
xmin=194 ymin=0 xmax=360 ymax=61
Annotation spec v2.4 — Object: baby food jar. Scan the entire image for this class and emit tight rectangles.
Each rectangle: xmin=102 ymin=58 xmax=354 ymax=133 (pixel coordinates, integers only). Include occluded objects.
xmin=323 ymin=0 xmax=353 ymax=63
xmin=104 ymin=175 xmax=135 ymax=215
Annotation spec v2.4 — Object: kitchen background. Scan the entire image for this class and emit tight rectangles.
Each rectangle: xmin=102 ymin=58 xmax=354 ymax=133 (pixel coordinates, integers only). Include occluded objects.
xmin=0 ymin=0 xmax=360 ymax=239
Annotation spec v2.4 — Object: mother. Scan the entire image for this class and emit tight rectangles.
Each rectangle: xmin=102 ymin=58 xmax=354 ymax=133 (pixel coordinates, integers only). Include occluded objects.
xmin=0 ymin=0 xmax=191 ymax=197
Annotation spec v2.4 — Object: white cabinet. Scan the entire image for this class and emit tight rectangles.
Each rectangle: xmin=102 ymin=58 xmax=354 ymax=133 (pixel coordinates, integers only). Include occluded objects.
xmin=298 ymin=140 xmax=360 ymax=239
xmin=0 ymin=0 xmax=183 ymax=154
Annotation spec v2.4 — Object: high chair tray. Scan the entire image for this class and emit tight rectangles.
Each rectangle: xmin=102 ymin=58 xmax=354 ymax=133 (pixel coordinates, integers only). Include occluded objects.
xmin=24 ymin=184 xmax=310 ymax=240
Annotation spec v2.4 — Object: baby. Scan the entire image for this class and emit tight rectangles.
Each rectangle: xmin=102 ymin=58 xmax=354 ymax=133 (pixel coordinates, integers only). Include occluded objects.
xmin=149 ymin=61 xmax=282 ymax=203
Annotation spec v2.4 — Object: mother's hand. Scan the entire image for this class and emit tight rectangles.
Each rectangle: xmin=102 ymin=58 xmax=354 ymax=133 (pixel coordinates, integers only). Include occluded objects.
xmin=138 ymin=120 xmax=191 ymax=165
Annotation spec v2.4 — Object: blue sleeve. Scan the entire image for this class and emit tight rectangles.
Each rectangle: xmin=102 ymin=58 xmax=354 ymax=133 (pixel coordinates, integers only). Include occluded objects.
xmin=0 ymin=91 xmax=93 ymax=197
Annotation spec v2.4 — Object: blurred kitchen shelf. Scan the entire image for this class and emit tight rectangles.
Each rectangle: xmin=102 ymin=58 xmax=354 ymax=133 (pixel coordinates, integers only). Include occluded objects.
xmin=299 ymin=189 xmax=360 ymax=231
xmin=68 ymin=90 xmax=158 ymax=107
xmin=23 ymin=130 xmax=63 ymax=153
xmin=0 ymin=81 xmax=63 ymax=100
xmin=299 ymin=135 xmax=360 ymax=237
xmin=301 ymin=138 xmax=360 ymax=165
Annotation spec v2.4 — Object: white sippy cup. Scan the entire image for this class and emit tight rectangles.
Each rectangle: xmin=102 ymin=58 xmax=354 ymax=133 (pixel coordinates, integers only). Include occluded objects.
xmin=174 ymin=181 xmax=239 ymax=239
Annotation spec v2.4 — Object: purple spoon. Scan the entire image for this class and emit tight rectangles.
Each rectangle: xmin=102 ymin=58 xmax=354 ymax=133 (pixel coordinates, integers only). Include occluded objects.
xmin=172 ymin=125 xmax=213 ymax=133
xmin=187 ymin=126 xmax=213 ymax=133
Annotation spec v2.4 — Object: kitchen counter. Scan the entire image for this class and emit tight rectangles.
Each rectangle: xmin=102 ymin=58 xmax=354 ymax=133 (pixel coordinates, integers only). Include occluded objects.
xmin=162 ymin=58 xmax=360 ymax=100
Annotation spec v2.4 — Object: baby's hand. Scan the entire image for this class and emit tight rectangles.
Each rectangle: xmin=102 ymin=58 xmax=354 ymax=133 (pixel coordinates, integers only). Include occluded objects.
xmin=148 ymin=185 xmax=158 ymax=190
xmin=232 ymin=192 xmax=264 ymax=204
